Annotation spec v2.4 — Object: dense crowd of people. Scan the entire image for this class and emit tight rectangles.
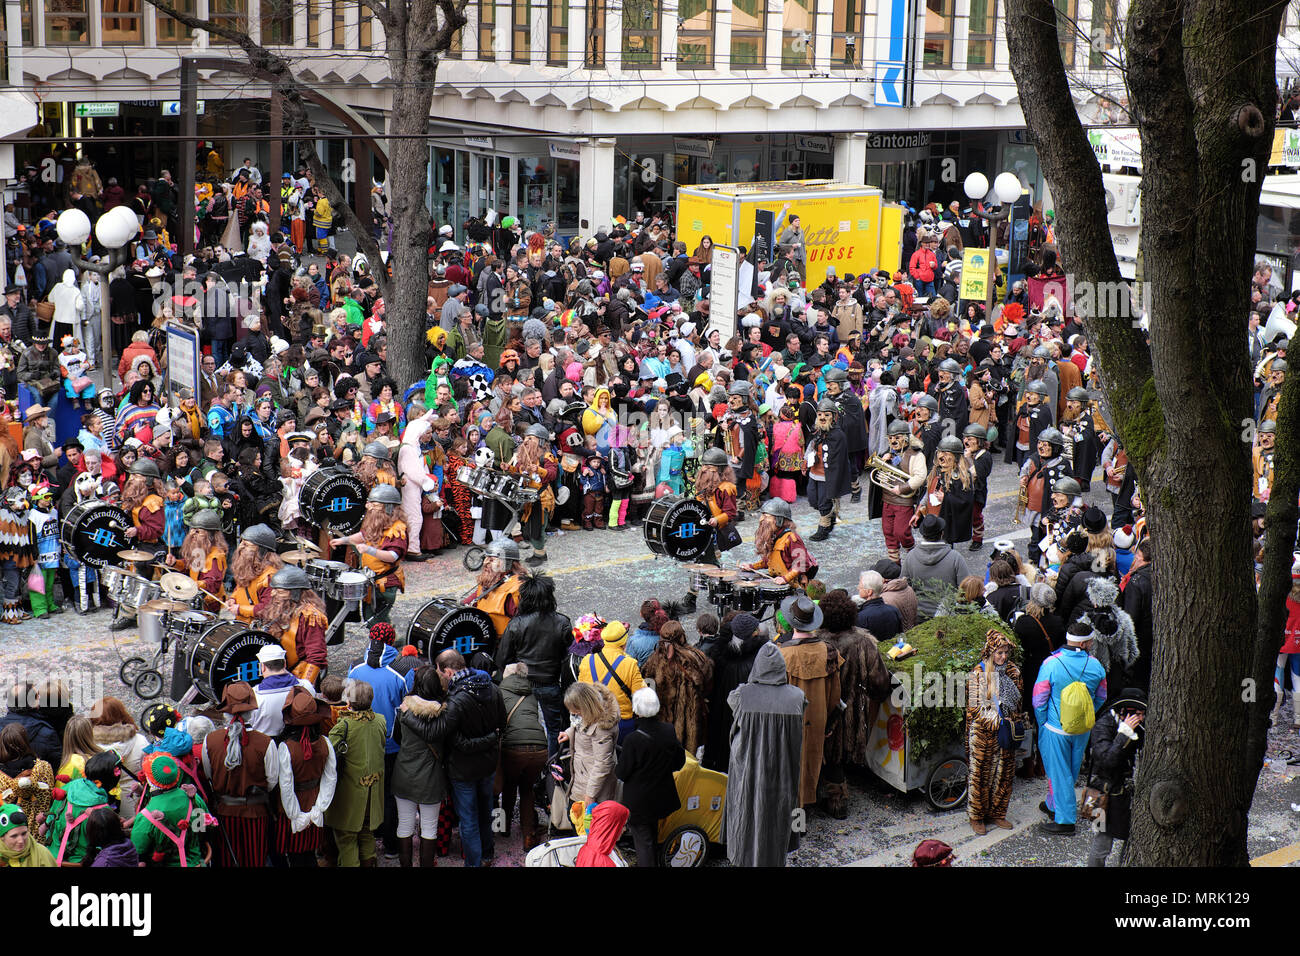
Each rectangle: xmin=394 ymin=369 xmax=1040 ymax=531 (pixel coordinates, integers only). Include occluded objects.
xmin=0 ymin=147 xmax=1290 ymax=869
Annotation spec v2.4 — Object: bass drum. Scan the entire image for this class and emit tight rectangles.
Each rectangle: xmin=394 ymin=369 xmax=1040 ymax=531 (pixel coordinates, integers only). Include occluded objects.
xmin=300 ymin=467 xmax=367 ymax=535
xmin=187 ymin=622 xmax=280 ymax=703
xmin=406 ymin=599 xmax=496 ymax=661
xmin=61 ymin=501 xmax=132 ymax=568
xmin=642 ymin=496 xmax=714 ymax=562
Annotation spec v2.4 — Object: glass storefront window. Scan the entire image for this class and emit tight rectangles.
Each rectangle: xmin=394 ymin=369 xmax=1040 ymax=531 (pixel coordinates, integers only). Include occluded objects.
xmin=518 ymin=156 xmax=553 ymax=230
xmin=432 ymin=147 xmax=457 ymax=226
xmin=457 ymin=151 xmax=470 ymax=229
xmin=102 ymin=0 xmax=141 ymax=43
xmin=555 ymin=158 xmax=579 ymax=231
xmin=478 ymin=155 xmax=510 ymax=218
xmin=45 ymin=0 xmax=89 ymax=44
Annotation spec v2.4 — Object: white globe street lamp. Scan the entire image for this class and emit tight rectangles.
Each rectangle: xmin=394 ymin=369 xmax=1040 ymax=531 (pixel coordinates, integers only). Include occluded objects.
xmin=961 ymin=170 xmax=1026 ymax=318
xmin=57 ymin=205 xmax=141 ymax=390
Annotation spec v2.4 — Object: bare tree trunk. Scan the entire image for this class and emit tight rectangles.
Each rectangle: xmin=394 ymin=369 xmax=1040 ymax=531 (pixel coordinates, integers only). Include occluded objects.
xmin=1006 ymin=0 xmax=1294 ymax=865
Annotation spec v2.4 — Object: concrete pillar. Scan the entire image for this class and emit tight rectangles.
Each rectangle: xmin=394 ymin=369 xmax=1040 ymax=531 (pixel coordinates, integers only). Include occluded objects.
xmin=579 ymin=137 xmax=616 ymax=233
xmin=833 ymin=132 xmax=868 ymax=185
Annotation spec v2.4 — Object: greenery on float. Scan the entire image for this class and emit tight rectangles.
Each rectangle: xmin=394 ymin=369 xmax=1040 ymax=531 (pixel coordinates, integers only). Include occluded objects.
xmin=879 ymin=583 xmax=1021 ymax=763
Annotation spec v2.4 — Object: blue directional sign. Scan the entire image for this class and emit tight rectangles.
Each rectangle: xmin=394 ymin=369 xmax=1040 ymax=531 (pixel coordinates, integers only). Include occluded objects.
xmin=874 ymin=0 xmax=908 ymax=108
xmin=875 ymin=62 xmax=905 ymax=107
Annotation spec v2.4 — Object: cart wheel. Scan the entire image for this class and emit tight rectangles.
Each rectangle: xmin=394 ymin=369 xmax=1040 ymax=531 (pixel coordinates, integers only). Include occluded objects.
xmin=658 ymin=825 xmax=709 ymax=867
xmin=462 ymin=547 xmax=484 ymax=572
xmin=133 ymin=669 xmax=165 ymax=701
xmin=925 ymin=756 xmax=968 ymax=811
xmin=119 ymin=657 xmax=147 ymax=686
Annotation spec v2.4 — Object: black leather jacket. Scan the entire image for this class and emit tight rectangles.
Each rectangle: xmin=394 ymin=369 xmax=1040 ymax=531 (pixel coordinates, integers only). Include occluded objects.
xmin=400 ymin=669 xmax=506 ymax=782
xmin=495 ymin=610 xmax=574 ymax=687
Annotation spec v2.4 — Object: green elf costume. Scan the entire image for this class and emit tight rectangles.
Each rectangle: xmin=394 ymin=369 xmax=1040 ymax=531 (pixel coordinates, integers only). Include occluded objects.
xmin=0 ymin=805 xmax=56 ymax=867
xmin=130 ymin=752 xmax=213 ymax=868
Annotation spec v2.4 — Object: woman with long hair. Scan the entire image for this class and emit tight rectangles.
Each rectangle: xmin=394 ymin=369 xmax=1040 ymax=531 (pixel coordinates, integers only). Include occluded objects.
xmin=560 ymin=681 xmax=620 ymax=806
xmin=965 ymin=629 xmax=1022 ymax=834
xmin=57 ymin=715 xmax=102 ymax=784
xmin=912 ymin=436 xmax=975 ymax=544
xmin=641 ymin=621 xmax=713 ymax=757
xmin=0 ymin=724 xmax=56 ymax=831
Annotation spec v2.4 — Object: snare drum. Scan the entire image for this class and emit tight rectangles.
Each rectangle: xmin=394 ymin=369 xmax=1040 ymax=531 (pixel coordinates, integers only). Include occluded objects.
xmin=305 ymin=559 xmax=349 ymax=593
xmin=705 ymin=568 xmax=737 ymax=603
xmin=187 ymin=622 xmax=281 ymax=702
xmin=167 ymin=609 xmax=216 ymax=643
xmin=487 ymin=472 xmax=521 ymax=500
xmin=330 ymin=570 xmax=371 ymax=602
xmin=101 ymin=566 xmax=132 ymax=601
xmin=734 ymin=580 xmax=763 ymax=614
xmin=458 ymin=466 xmax=497 ymax=496
xmin=406 ymin=599 xmax=497 ymax=660
xmin=683 ymin=563 xmax=714 ymax=593
xmin=757 ymin=579 xmax=793 ymax=607
xmin=120 ymin=575 xmax=162 ymax=611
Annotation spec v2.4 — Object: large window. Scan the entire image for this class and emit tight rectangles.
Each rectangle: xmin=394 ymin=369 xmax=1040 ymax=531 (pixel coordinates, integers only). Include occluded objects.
xmin=1089 ymin=0 xmax=1118 ymax=67
xmin=731 ymin=0 xmax=766 ymax=68
xmin=622 ymin=0 xmax=660 ymax=68
xmin=333 ymin=0 xmax=346 ymax=46
xmin=210 ymin=0 xmax=248 ymax=43
xmin=308 ymin=0 xmax=321 ymax=44
xmin=20 ymin=0 xmax=33 ymax=44
xmin=157 ymin=0 xmax=193 ymax=41
xmin=967 ymin=0 xmax=995 ymax=67
xmin=260 ymin=0 xmax=294 ymax=43
xmin=677 ymin=0 xmax=713 ymax=67
xmin=359 ymin=7 xmax=371 ymax=47
xmin=546 ymin=0 xmax=567 ymax=64
xmin=101 ymin=0 xmax=141 ymax=42
xmin=782 ymin=0 xmax=815 ymax=69
xmin=479 ymin=0 xmax=496 ymax=59
xmin=831 ymin=0 xmax=863 ymax=67
xmin=512 ymin=0 xmax=529 ymax=62
xmin=585 ymin=0 xmax=605 ymax=67
xmin=45 ymin=0 xmax=89 ymax=43
xmin=923 ymin=0 xmax=953 ymax=68
xmin=1055 ymin=0 xmax=1077 ymax=67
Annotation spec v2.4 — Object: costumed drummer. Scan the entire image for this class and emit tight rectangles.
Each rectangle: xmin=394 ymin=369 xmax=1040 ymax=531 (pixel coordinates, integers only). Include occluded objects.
xmin=356 ymin=441 xmax=397 ymax=492
xmin=744 ymin=498 xmax=818 ymax=589
xmin=681 ymin=447 xmax=738 ymax=612
xmin=331 ymin=483 xmax=406 ymax=625
xmin=176 ymin=508 xmax=228 ymax=604
xmin=0 ymin=488 xmax=35 ymax=625
xmin=508 ymin=424 xmax=559 ymax=567
xmin=461 ymin=538 xmax=528 ymax=636
xmin=254 ymin=565 xmax=330 ymax=686
xmin=227 ymin=523 xmax=284 ymax=623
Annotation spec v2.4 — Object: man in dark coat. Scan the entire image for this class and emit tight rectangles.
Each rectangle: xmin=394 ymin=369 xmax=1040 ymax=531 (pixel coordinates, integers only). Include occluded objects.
xmin=1122 ymin=539 xmax=1153 ymax=689
xmin=495 ymin=574 xmax=573 ymax=758
xmin=1086 ymin=688 xmax=1146 ymax=866
xmin=615 ymin=687 xmax=686 ymax=867
xmin=0 ymin=682 xmax=64 ymax=766
xmin=808 ymin=399 xmax=852 ymax=542
xmin=723 ymin=642 xmax=805 ymax=867
xmin=825 ymin=367 xmax=867 ymax=502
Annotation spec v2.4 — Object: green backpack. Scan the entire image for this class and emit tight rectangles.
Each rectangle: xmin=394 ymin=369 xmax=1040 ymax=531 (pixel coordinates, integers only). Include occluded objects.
xmin=1058 ymin=656 xmax=1096 ymax=735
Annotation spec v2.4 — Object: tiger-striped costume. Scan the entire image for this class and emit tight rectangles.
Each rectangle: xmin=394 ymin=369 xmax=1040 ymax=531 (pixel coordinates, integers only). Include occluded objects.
xmin=965 ymin=630 xmax=1022 ymax=826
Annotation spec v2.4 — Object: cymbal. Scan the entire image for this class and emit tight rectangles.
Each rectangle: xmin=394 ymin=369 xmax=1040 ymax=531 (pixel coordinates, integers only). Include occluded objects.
xmin=292 ymin=538 xmax=322 ymax=554
xmin=281 ymin=550 xmax=312 ymax=565
xmin=117 ymin=549 xmax=155 ymax=562
xmin=140 ymin=599 xmax=191 ymax=613
xmin=704 ymin=567 xmax=737 ymax=579
xmin=160 ymin=572 xmax=199 ymax=601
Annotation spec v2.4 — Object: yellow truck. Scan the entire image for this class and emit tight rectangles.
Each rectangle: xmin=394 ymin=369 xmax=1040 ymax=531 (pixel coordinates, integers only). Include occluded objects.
xmin=675 ymin=181 xmax=889 ymax=286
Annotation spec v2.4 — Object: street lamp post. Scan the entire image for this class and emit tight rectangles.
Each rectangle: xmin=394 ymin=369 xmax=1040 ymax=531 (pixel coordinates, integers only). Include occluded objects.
xmin=962 ymin=171 xmax=1023 ymax=320
xmin=55 ymin=205 xmax=140 ymax=392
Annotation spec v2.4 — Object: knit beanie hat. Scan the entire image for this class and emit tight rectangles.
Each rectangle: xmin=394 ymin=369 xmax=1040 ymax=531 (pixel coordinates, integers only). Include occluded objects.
xmin=369 ymin=621 xmax=397 ymax=645
xmin=140 ymin=752 xmax=182 ymax=791
xmin=600 ymin=621 xmax=629 ymax=648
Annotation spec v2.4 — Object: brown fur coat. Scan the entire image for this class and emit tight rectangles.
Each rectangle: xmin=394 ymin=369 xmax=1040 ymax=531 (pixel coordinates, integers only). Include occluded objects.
xmin=817 ymin=627 xmax=893 ymax=768
xmin=642 ymin=642 xmax=713 ymax=756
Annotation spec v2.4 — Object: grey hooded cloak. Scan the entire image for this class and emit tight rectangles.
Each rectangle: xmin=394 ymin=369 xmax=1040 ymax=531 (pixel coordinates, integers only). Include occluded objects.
xmin=722 ymin=642 xmax=806 ymax=867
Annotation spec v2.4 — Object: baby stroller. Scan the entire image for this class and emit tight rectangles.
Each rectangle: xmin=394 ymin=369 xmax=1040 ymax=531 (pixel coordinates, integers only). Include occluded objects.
xmin=525 ymin=800 xmax=630 ymax=867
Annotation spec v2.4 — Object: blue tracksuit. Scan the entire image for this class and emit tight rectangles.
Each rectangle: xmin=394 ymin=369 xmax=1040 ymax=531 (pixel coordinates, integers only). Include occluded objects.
xmin=1033 ymin=647 xmax=1107 ymax=824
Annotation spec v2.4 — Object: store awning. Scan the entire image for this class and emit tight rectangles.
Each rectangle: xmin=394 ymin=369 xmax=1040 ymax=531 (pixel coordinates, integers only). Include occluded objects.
xmin=1261 ymin=173 xmax=1300 ymax=210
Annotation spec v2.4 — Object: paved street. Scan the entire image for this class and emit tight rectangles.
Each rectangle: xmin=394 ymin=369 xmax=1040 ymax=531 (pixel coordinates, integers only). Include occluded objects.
xmin=6 ymin=461 xmax=1299 ymax=867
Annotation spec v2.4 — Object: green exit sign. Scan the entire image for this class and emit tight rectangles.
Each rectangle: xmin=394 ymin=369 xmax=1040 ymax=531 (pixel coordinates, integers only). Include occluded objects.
xmin=75 ymin=102 xmax=120 ymax=118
